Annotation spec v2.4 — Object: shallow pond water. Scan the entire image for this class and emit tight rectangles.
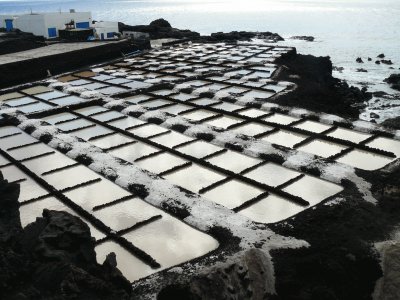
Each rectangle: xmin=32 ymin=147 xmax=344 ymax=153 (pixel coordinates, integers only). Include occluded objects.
xmin=128 ymin=124 xmax=169 ymax=138
xmin=262 ymin=130 xmax=307 ymax=148
xmin=297 ymin=140 xmax=346 ymax=158
xmin=108 ymin=142 xmax=160 ymax=162
xmin=149 ymin=131 xmax=194 ymax=148
xmin=175 ymin=140 xmax=222 ymax=159
xmin=163 ymin=164 xmax=225 ymax=193
xmin=231 ymin=122 xmax=272 ymax=136
xmin=327 ymin=127 xmax=371 ymax=143
xmin=336 ymin=149 xmax=394 ymax=171
xmin=43 ymin=165 xmax=100 ymax=190
xmin=204 ymin=115 xmax=242 ymax=129
xmin=136 ymin=152 xmax=187 ymax=174
xmin=204 ymin=179 xmax=263 ymax=209
xmin=206 ymin=150 xmax=261 ymax=173
xmin=65 ymin=179 xmax=131 ymax=211
xmin=240 ymin=194 xmax=304 ymax=224
xmin=293 ymin=120 xmax=332 ymax=133
xmin=243 ymin=163 xmax=300 ymax=187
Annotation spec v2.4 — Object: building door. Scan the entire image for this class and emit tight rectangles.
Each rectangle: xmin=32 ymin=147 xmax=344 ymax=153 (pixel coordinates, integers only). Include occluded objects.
xmin=101 ymin=33 xmax=104 ymax=40
xmin=5 ymin=19 xmax=13 ymax=32
xmin=48 ymin=27 xmax=57 ymax=38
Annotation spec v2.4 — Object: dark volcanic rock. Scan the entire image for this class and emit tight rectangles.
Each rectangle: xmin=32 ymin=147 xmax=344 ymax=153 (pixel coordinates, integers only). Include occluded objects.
xmin=333 ymin=66 xmax=344 ymax=72
xmin=381 ymin=116 xmax=400 ymax=129
xmin=370 ymin=112 xmax=380 ymax=119
xmin=149 ymin=18 xmax=172 ymax=28
xmin=158 ymin=248 xmax=275 ymax=300
xmin=381 ymin=59 xmax=393 ymax=65
xmin=272 ymin=51 xmax=370 ymax=118
xmin=0 ymin=172 xmax=132 ymax=299
xmin=356 ymin=57 xmax=364 ymax=63
xmin=290 ymin=36 xmax=314 ymax=42
xmin=377 ymin=53 xmax=385 ymax=58
xmin=0 ymin=30 xmax=45 ymax=55
xmin=118 ymin=19 xmax=200 ymax=40
xmin=368 ymin=57 xmax=372 ymax=61
xmin=357 ymin=68 xmax=368 ymax=72
xmin=376 ymin=60 xmax=381 ymax=65
xmin=384 ymin=74 xmax=400 ymax=91
xmin=210 ymin=31 xmax=284 ymax=42
xmin=118 ymin=18 xmax=283 ymax=44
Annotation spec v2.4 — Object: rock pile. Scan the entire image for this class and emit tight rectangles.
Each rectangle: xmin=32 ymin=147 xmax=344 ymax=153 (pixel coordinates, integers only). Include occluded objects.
xmin=0 ymin=172 xmax=132 ymax=299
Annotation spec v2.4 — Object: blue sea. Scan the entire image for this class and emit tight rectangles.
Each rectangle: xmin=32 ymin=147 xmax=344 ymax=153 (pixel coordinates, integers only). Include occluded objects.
xmin=1 ymin=0 xmax=399 ymax=120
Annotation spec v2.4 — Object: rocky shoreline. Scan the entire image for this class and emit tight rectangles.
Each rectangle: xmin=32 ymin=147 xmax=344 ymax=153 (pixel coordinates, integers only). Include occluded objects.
xmin=119 ymin=18 xmax=284 ymax=43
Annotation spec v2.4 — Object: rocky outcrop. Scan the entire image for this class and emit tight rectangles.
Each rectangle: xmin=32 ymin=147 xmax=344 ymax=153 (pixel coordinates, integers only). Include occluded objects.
xmin=272 ymin=51 xmax=370 ymax=118
xmin=118 ymin=18 xmax=200 ymax=40
xmin=381 ymin=116 xmax=400 ymax=130
xmin=0 ymin=172 xmax=132 ymax=299
xmin=373 ymin=243 xmax=400 ymax=300
xmin=209 ymin=31 xmax=284 ymax=42
xmin=158 ymin=248 xmax=275 ymax=300
xmin=381 ymin=60 xmax=393 ymax=65
xmin=0 ymin=30 xmax=45 ymax=55
xmin=384 ymin=74 xmax=400 ymax=91
xmin=118 ymin=19 xmax=283 ymax=43
xmin=290 ymin=36 xmax=314 ymax=42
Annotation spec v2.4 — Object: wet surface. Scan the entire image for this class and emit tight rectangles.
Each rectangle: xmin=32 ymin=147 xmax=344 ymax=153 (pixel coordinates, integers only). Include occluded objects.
xmin=204 ymin=179 xmax=264 ymax=209
xmin=164 ymin=164 xmax=225 ymax=193
xmin=298 ymin=140 xmax=347 ymax=158
xmin=240 ymin=194 xmax=304 ymax=224
xmin=243 ymin=163 xmax=300 ymax=187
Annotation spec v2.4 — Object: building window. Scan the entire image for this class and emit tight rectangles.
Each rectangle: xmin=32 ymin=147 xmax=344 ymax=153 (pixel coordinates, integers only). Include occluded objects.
xmin=107 ymin=32 xmax=114 ymax=38
xmin=48 ymin=27 xmax=57 ymax=38
xmin=76 ymin=22 xmax=90 ymax=29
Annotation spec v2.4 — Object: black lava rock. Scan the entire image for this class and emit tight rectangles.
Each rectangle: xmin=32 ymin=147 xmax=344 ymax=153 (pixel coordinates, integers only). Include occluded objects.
xmin=290 ymin=36 xmax=315 ymax=42
xmin=381 ymin=116 xmax=400 ymax=129
xmin=273 ymin=52 xmax=371 ymax=118
xmin=149 ymin=18 xmax=172 ymax=28
xmin=210 ymin=31 xmax=284 ymax=42
xmin=377 ymin=53 xmax=385 ymax=58
xmin=118 ymin=19 xmax=200 ymax=40
xmin=370 ymin=112 xmax=380 ymax=119
xmin=356 ymin=57 xmax=364 ymax=63
xmin=384 ymin=73 xmax=400 ymax=91
xmin=0 ymin=172 xmax=132 ymax=300
xmin=381 ymin=59 xmax=393 ymax=65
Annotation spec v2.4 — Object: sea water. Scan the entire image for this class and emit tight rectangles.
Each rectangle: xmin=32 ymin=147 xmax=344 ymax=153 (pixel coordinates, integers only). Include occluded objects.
xmin=1 ymin=0 xmax=399 ymax=120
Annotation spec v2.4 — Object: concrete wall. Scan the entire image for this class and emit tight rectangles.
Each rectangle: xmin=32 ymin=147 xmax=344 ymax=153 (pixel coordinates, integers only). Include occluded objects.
xmin=14 ymin=14 xmax=46 ymax=37
xmin=93 ymin=21 xmax=119 ymax=40
xmin=0 ymin=40 xmax=136 ymax=88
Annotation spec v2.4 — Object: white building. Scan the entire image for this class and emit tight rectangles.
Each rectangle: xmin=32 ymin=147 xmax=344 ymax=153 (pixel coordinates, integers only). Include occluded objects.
xmin=0 ymin=10 xmax=118 ymax=40
xmin=92 ymin=21 xmax=119 ymax=40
